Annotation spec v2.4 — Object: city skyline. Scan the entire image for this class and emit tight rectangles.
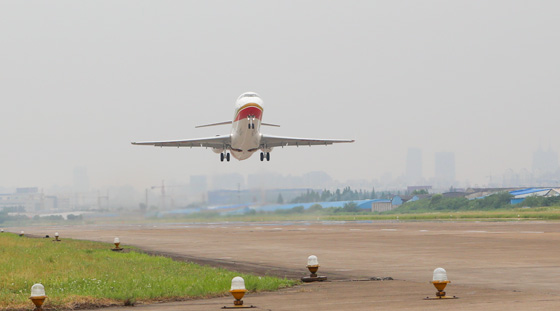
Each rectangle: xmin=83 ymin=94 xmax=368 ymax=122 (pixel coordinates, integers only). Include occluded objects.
xmin=2 ymin=144 xmax=558 ymax=193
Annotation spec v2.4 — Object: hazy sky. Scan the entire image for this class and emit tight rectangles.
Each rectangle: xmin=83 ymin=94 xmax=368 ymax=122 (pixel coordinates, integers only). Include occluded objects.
xmin=1 ymin=1 xmax=559 ymax=191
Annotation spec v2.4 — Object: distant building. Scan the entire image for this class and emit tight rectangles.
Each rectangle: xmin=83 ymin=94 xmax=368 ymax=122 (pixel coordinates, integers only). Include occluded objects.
xmin=464 ymin=187 xmax=521 ymax=200
xmin=251 ymin=199 xmax=395 ymax=213
xmin=392 ymin=195 xmax=421 ymax=205
xmin=406 ymin=148 xmax=423 ymax=185
xmin=73 ymin=167 xmax=90 ymax=193
xmin=532 ymin=148 xmax=559 ymax=177
xmin=434 ymin=152 xmax=456 ymax=187
xmin=189 ymin=175 xmax=208 ymax=202
xmin=509 ymin=188 xmax=560 ymax=205
xmin=211 ymin=173 xmax=245 ymax=190
xmin=407 ymin=185 xmax=432 ymax=194
xmin=371 ymin=200 xmax=394 ymax=212
xmin=0 ymin=188 xmax=43 ymax=211
xmin=207 ymin=188 xmax=311 ymax=206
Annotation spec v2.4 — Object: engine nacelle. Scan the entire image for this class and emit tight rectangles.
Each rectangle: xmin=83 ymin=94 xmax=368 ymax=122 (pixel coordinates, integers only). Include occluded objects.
xmin=212 ymin=147 xmax=225 ymax=154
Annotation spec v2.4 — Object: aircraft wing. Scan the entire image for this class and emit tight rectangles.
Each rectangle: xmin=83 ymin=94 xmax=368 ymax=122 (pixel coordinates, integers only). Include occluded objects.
xmin=260 ymin=134 xmax=354 ymax=148
xmin=131 ymin=135 xmax=231 ymax=149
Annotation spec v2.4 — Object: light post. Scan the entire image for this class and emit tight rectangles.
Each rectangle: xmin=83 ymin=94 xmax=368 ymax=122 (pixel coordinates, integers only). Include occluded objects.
xmin=424 ymin=267 xmax=458 ymax=300
xmin=222 ymin=277 xmax=255 ymax=309
xmin=30 ymin=283 xmax=47 ymax=311
xmin=112 ymin=237 xmax=123 ymax=251
xmin=301 ymin=255 xmax=327 ymax=282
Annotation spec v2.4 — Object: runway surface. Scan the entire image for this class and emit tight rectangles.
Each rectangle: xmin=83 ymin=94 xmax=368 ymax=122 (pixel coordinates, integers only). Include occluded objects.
xmin=16 ymin=221 xmax=560 ymax=310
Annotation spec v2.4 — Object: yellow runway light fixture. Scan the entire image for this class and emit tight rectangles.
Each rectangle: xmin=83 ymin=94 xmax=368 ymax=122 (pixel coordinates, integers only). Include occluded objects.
xmin=19 ymin=231 xmax=24 ymax=237
xmin=112 ymin=237 xmax=123 ymax=251
xmin=30 ymin=283 xmax=47 ymax=310
xmin=1 ymin=228 xmax=3 ymax=233
xmin=301 ymin=255 xmax=327 ymax=282
xmin=222 ymin=276 xmax=255 ymax=309
xmin=424 ymin=267 xmax=458 ymax=300
xmin=54 ymin=232 xmax=60 ymax=242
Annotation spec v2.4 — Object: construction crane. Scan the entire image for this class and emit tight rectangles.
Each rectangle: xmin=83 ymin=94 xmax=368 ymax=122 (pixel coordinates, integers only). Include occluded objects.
xmin=151 ymin=180 xmax=167 ymax=210
xmin=149 ymin=180 xmax=185 ymax=210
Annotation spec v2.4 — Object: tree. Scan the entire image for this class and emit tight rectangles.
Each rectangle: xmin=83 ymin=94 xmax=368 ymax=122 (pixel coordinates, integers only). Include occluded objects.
xmin=341 ymin=202 xmax=361 ymax=213
xmin=277 ymin=193 xmax=284 ymax=204
xmin=412 ymin=189 xmax=429 ymax=195
xmin=292 ymin=206 xmax=305 ymax=213
xmin=308 ymin=203 xmax=323 ymax=212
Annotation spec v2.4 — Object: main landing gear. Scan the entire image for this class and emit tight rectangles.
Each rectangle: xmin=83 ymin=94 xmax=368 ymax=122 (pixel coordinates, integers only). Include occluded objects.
xmin=260 ymin=152 xmax=270 ymax=161
xmin=220 ymin=152 xmax=231 ymax=162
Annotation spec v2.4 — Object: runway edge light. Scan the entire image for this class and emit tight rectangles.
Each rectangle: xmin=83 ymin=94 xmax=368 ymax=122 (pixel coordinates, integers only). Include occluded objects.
xmin=222 ymin=276 xmax=255 ymax=309
xmin=112 ymin=237 xmax=123 ymax=251
xmin=30 ymin=283 xmax=47 ymax=311
xmin=54 ymin=232 xmax=60 ymax=242
xmin=424 ymin=267 xmax=458 ymax=300
xmin=301 ymin=255 xmax=327 ymax=282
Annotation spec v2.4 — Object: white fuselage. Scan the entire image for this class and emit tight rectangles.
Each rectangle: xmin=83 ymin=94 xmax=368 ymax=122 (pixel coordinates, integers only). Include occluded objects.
xmin=229 ymin=92 xmax=264 ymax=160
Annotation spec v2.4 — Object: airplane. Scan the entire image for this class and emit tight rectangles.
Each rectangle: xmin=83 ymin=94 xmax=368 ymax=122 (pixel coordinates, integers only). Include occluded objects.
xmin=131 ymin=92 xmax=354 ymax=161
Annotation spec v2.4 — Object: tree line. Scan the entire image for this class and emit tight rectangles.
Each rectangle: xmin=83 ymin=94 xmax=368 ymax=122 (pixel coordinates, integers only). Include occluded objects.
xmin=288 ymin=187 xmax=399 ymax=203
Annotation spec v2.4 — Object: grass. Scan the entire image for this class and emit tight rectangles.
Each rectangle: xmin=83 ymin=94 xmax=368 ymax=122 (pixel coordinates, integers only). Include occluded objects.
xmin=140 ymin=207 xmax=560 ymax=223
xmin=0 ymin=233 xmax=297 ymax=310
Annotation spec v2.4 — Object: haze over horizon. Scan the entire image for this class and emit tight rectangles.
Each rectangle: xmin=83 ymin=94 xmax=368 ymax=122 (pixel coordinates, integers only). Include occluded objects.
xmin=1 ymin=1 xmax=559 ymax=194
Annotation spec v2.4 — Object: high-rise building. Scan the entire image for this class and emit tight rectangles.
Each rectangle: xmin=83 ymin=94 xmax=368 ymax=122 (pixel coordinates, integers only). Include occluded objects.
xmin=189 ymin=175 xmax=208 ymax=203
xmin=73 ymin=167 xmax=89 ymax=192
xmin=405 ymin=148 xmax=423 ymax=184
xmin=434 ymin=152 xmax=455 ymax=186
xmin=532 ymin=148 xmax=559 ymax=177
xmin=211 ymin=173 xmax=245 ymax=190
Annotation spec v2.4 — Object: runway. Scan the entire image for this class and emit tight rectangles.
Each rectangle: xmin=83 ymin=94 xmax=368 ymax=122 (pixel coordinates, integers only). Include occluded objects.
xmin=16 ymin=221 xmax=560 ymax=310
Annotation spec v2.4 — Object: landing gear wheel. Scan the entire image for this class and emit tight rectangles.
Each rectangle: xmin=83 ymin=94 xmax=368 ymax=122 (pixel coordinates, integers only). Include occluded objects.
xmin=252 ymin=123 xmax=255 ymax=129
xmin=260 ymin=152 xmax=264 ymax=161
xmin=248 ymin=124 xmax=251 ymax=129
xmin=226 ymin=153 xmax=230 ymax=162
xmin=266 ymin=152 xmax=270 ymax=161
xmin=220 ymin=153 xmax=224 ymax=162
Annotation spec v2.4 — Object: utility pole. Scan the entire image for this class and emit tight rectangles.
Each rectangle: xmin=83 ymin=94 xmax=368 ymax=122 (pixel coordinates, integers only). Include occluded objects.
xmin=151 ymin=180 xmax=166 ymax=210
xmin=145 ymin=188 xmax=149 ymax=210
xmin=97 ymin=190 xmax=109 ymax=209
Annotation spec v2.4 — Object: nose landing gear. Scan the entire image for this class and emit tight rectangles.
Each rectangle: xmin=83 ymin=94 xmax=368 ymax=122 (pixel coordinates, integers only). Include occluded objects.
xmin=247 ymin=116 xmax=256 ymax=129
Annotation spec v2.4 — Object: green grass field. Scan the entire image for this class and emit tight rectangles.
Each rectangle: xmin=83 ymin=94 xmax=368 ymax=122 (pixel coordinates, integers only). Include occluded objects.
xmin=0 ymin=233 xmax=297 ymax=310
xmin=143 ymin=207 xmax=560 ymax=223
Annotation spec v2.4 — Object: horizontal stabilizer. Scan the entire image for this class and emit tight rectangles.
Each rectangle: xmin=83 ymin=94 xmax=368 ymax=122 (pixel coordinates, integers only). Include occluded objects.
xmin=261 ymin=122 xmax=280 ymax=127
xmin=195 ymin=121 xmax=232 ymax=128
